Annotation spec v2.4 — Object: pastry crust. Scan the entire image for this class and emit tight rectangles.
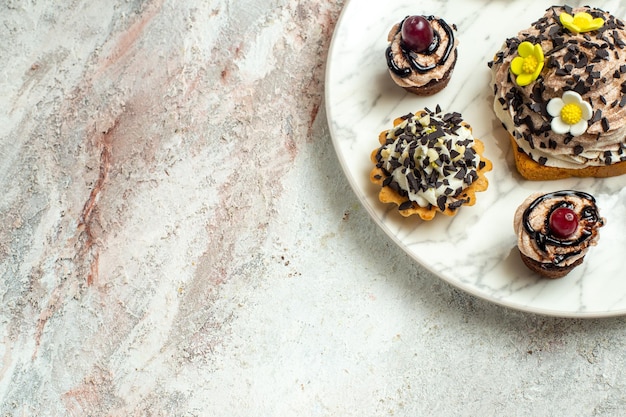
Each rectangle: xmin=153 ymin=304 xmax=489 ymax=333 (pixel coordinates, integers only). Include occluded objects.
xmin=370 ymin=114 xmax=492 ymax=220
xmin=510 ymin=136 xmax=626 ymax=180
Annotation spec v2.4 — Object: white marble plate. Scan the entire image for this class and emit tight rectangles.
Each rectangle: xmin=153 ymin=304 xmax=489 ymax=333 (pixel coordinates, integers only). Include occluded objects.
xmin=325 ymin=0 xmax=626 ymax=317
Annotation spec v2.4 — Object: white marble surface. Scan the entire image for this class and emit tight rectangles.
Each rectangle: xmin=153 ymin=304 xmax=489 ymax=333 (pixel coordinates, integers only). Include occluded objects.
xmin=2 ymin=0 xmax=626 ymax=415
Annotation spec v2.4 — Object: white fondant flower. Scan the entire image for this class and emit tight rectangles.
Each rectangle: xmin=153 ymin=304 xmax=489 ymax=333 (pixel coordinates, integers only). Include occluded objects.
xmin=547 ymin=91 xmax=593 ymax=136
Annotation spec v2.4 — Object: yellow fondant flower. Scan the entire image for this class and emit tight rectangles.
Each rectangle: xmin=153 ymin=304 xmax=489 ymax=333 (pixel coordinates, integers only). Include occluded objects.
xmin=547 ymin=91 xmax=593 ymax=136
xmin=510 ymin=41 xmax=544 ymax=87
xmin=559 ymin=12 xmax=605 ymax=34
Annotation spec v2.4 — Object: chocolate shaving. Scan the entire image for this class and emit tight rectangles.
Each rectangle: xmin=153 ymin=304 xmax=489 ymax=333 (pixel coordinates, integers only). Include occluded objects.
xmin=399 ymin=201 xmax=413 ymax=211
xmin=590 ymin=109 xmax=603 ymax=124
xmin=448 ymin=200 xmax=465 ymax=210
xmin=613 ymin=30 xmax=626 ymax=49
xmin=594 ymin=48 xmax=610 ymax=62
xmin=573 ymin=80 xmax=590 ymax=95
xmin=437 ymin=195 xmax=447 ymax=212
xmin=575 ymin=54 xmax=588 ymax=68
xmin=602 ymin=117 xmax=610 ymax=132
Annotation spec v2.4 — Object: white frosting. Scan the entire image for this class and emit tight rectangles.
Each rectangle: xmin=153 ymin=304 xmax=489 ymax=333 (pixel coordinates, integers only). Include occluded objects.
xmin=376 ymin=111 xmax=481 ymax=209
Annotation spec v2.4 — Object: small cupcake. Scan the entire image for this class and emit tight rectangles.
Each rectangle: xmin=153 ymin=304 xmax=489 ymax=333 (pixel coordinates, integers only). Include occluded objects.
xmin=385 ymin=15 xmax=459 ymax=95
xmin=513 ymin=190 xmax=605 ymax=278
xmin=370 ymin=107 xmax=492 ymax=220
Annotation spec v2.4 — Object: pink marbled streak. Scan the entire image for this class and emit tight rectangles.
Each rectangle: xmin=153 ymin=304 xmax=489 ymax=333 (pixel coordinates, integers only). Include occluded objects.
xmin=1 ymin=0 xmax=344 ymax=414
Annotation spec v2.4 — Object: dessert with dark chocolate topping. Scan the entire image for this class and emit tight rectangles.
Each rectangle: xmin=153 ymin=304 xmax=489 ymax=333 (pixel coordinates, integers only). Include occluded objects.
xmin=513 ymin=190 xmax=605 ymax=278
xmin=488 ymin=5 xmax=626 ymax=180
xmin=370 ymin=107 xmax=492 ymax=220
xmin=386 ymin=15 xmax=459 ymax=96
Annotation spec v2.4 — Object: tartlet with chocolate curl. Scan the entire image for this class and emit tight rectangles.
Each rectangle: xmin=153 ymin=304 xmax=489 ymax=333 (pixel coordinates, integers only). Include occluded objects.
xmin=370 ymin=107 xmax=492 ymax=220
xmin=489 ymin=5 xmax=626 ymax=180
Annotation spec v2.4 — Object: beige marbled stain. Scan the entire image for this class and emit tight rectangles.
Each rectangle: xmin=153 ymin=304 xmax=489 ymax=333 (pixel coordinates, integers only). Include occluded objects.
xmin=1 ymin=0 xmax=343 ymax=414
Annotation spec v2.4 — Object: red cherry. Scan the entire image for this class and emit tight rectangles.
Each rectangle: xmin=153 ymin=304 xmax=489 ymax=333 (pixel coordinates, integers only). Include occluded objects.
xmin=401 ymin=16 xmax=434 ymax=52
xmin=549 ymin=207 xmax=579 ymax=239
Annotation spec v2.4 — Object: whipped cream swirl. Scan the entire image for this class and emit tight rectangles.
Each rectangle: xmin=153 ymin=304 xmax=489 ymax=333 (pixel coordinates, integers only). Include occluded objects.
xmin=373 ymin=108 xmax=484 ymax=211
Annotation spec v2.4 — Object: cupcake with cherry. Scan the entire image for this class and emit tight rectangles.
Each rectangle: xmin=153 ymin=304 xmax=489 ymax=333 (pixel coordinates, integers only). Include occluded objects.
xmin=513 ymin=190 xmax=605 ymax=278
xmin=385 ymin=15 xmax=459 ymax=95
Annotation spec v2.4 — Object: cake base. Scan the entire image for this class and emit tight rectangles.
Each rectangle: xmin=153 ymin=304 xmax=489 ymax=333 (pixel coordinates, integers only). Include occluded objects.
xmin=402 ymin=71 xmax=452 ymax=96
xmin=519 ymin=250 xmax=584 ymax=279
xmin=510 ymin=136 xmax=626 ymax=180
xmin=394 ymin=51 xmax=457 ymax=97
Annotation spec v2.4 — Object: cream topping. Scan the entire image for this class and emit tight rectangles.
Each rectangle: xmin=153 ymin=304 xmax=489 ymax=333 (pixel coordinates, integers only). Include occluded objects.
xmin=386 ymin=17 xmax=458 ymax=89
xmin=513 ymin=190 xmax=604 ymax=267
xmin=374 ymin=108 xmax=483 ymax=211
xmin=489 ymin=5 xmax=626 ymax=169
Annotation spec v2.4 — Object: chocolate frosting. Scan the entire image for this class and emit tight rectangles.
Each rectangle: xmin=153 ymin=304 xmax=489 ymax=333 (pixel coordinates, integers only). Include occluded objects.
xmin=489 ymin=5 xmax=626 ymax=169
xmin=513 ymin=190 xmax=604 ymax=267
